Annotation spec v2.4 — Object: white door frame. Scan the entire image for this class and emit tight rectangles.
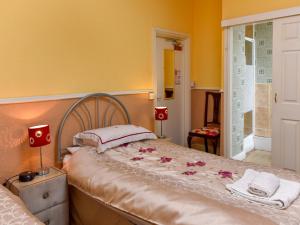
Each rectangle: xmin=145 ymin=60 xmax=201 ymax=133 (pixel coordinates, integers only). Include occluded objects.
xmin=224 ymin=27 xmax=232 ymax=158
xmin=223 ymin=7 xmax=300 ymax=158
xmin=221 ymin=6 xmax=300 ymax=27
xmin=152 ymin=28 xmax=191 ymax=146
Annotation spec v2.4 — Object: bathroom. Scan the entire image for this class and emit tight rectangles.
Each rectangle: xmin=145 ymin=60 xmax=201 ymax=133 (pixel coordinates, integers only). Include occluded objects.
xmin=231 ymin=22 xmax=273 ymax=165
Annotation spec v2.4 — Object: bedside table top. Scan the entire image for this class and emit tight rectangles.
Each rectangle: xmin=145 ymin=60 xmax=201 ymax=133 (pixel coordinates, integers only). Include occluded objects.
xmin=8 ymin=167 xmax=65 ymax=189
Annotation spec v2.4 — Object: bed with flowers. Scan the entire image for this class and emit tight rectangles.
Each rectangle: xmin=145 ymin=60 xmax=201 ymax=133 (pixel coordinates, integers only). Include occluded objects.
xmin=58 ymin=93 xmax=300 ymax=225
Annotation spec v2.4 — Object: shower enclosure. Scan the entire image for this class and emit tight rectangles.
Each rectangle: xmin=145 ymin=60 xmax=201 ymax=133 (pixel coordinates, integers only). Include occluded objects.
xmin=230 ymin=22 xmax=273 ymax=159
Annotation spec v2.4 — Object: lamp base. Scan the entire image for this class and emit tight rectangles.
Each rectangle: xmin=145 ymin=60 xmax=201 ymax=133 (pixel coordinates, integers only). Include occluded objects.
xmin=38 ymin=167 xmax=49 ymax=176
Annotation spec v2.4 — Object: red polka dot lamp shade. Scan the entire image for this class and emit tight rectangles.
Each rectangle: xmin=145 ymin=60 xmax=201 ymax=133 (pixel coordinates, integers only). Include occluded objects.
xmin=155 ymin=107 xmax=168 ymax=121
xmin=28 ymin=125 xmax=51 ymax=147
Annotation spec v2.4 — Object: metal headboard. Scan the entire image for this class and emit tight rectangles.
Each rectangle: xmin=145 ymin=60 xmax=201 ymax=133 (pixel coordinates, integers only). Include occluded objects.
xmin=57 ymin=93 xmax=131 ymax=162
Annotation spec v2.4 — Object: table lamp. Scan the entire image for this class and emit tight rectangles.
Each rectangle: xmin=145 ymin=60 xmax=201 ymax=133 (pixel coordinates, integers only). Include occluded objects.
xmin=155 ymin=106 xmax=168 ymax=138
xmin=28 ymin=125 xmax=51 ymax=176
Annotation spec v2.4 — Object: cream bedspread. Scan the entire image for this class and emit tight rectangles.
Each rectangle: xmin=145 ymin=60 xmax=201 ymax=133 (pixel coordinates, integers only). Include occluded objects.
xmin=64 ymin=140 xmax=300 ymax=225
xmin=0 ymin=185 xmax=42 ymax=225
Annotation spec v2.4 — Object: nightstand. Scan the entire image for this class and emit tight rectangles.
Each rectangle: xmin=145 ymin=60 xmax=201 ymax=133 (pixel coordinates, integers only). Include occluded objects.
xmin=6 ymin=167 xmax=69 ymax=225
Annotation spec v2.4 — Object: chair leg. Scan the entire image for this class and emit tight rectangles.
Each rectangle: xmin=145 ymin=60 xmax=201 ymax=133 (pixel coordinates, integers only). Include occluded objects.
xmin=187 ymin=135 xmax=192 ymax=148
xmin=212 ymin=139 xmax=218 ymax=155
xmin=204 ymin=138 xmax=208 ymax=153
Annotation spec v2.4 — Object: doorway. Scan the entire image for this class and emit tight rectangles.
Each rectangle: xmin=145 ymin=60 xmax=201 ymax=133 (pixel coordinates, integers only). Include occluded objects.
xmin=228 ymin=22 xmax=273 ymax=164
xmin=153 ymin=29 xmax=191 ymax=146
xmin=224 ymin=10 xmax=300 ymax=173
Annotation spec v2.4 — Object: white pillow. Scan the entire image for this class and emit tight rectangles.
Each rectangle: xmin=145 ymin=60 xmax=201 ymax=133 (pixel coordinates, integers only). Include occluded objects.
xmin=66 ymin=146 xmax=81 ymax=154
xmin=73 ymin=125 xmax=157 ymax=153
xmin=66 ymin=145 xmax=96 ymax=154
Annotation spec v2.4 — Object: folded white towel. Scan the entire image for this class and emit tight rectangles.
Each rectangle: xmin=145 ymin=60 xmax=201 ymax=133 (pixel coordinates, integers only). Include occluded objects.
xmin=248 ymin=171 xmax=280 ymax=197
xmin=226 ymin=169 xmax=300 ymax=209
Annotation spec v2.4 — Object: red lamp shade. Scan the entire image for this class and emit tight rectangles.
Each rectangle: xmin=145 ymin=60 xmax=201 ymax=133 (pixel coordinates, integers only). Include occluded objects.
xmin=155 ymin=107 xmax=168 ymax=121
xmin=28 ymin=125 xmax=51 ymax=147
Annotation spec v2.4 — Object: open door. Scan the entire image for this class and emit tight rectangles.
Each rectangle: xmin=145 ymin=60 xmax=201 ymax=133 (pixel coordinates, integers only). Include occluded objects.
xmin=153 ymin=29 xmax=191 ymax=146
xmin=155 ymin=37 xmax=185 ymax=145
xmin=272 ymin=15 xmax=300 ymax=172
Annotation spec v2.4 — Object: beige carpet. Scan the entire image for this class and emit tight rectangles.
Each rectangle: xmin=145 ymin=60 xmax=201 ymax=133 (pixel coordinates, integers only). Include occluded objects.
xmin=244 ymin=150 xmax=271 ymax=167
xmin=191 ymin=143 xmax=218 ymax=154
xmin=192 ymin=143 xmax=271 ymax=167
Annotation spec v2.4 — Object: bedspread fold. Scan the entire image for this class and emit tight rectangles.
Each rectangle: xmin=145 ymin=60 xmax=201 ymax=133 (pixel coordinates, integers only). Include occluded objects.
xmin=64 ymin=140 xmax=300 ymax=225
xmin=0 ymin=185 xmax=42 ymax=225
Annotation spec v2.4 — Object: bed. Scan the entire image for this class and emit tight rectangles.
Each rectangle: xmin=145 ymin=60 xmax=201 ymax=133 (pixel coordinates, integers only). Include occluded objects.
xmin=0 ymin=184 xmax=43 ymax=225
xmin=58 ymin=93 xmax=300 ymax=225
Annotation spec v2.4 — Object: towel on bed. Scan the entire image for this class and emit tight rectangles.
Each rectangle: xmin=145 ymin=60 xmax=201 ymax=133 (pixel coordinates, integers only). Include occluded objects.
xmin=248 ymin=171 xmax=280 ymax=197
xmin=226 ymin=169 xmax=300 ymax=209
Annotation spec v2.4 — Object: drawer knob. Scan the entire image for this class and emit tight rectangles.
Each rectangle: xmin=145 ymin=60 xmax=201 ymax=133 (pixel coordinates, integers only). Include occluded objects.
xmin=44 ymin=219 xmax=50 ymax=225
xmin=43 ymin=192 xmax=49 ymax=199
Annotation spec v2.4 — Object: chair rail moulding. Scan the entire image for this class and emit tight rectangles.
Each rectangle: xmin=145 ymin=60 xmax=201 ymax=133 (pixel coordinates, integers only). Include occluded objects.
xmin=191 ymin=87 xmax=223 ymax=92
xmin=0 ymin=89 xmax=153 ymax=105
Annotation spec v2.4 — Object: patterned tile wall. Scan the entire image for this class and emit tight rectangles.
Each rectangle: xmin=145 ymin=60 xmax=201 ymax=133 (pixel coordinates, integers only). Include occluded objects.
xmin=255 ymin=83 xmax=272 ymax=137
xmin=231 ymin=22 xmax=273 ymax=156
xmin=231 ymin=25 xmax=245 ymax=156
xmin=254 ymin=22 xmax=273 ymax=138
xmin=255 ymin=22 xmax=273 ymax=84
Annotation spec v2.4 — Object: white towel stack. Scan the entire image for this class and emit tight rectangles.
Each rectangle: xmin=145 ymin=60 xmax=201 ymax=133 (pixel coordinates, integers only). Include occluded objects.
xmin=248 ymin=171 xmax=280 ymax=197
xmin=226 ymin=169 xmax=300 ymax=209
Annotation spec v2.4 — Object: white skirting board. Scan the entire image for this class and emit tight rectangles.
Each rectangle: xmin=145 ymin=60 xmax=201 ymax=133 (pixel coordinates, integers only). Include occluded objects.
xmin=254 ymin=136 xmax=272 ymax=151
xmin=232 ymin=134 xmax=272 ymax=161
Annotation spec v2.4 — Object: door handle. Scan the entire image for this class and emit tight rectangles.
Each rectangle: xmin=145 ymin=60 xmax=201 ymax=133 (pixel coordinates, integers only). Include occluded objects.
xmin=275 ymin=93 xmax=278 ymax=103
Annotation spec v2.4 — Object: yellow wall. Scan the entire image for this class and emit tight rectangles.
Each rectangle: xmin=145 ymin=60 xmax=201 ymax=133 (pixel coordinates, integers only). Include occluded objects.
xmin=223 ymin=0 xmax=300 ymax=19
xmin=0 ymin=0 xmax=193 ymax=98
xmin=192 ymin=0 xmax=222 ymax=89
xmin=3 ymin=1 xmax=298 ymax=97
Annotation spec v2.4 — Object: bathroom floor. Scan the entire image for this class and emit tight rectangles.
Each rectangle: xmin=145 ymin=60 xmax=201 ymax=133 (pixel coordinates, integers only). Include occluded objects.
xmin=244 ymin=149 xmax=271 ymax=167
xmin=191 ymin=143 xmax=272 ymax=167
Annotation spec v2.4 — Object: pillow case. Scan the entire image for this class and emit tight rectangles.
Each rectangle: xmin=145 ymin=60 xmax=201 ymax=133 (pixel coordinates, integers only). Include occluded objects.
xmin=66 ymin=146 xmax=81 ymax=154
xmin=73 ymin=124 xmax=157 ymax=153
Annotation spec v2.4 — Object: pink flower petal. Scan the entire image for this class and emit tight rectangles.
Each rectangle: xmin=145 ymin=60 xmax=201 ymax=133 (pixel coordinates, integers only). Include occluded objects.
xmin=160 ymin=156 xmax=172 ymax=163
xmin=139 ymin=147 xmax=156 ymax=153
xmin=187 ymin=162 xmax=196 ymax=167
xmin=218 ymin=170 xmax=233 ymax=179
xmin=186 ymin=161 xmax=206 ymax=167
xmin=131 ymin=157 xmax=144 ymax=161
xmin=120 ymin=143 xmax=129 ymax=147
xmin=182 ymin=171 xmax=197 ymax=176
xmin=196 ymin=161 xmax=206 ymax=166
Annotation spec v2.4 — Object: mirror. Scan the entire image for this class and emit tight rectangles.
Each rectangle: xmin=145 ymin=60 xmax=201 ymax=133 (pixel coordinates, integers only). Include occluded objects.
xmin=164 ymin=49 xmax=175 ymax=99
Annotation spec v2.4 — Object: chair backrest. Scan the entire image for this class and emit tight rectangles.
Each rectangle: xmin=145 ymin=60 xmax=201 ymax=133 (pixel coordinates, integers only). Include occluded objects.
xmin=204 ymin=91 xmax=221 ymax=127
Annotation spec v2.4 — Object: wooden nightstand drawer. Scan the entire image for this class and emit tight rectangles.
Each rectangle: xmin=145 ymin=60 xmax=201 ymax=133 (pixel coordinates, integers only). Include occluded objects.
xmin=20 ymin=174 xmax=68 ymax=213
xmin=7 ymin=167 xmax=69 ymax=223
xmin=35 ymin=202 xmax=69 ymax=225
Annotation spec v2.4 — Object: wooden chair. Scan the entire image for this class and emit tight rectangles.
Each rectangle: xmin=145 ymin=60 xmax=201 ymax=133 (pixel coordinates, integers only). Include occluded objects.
xmin=187 ymin=91 xmax=221 ymax=155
